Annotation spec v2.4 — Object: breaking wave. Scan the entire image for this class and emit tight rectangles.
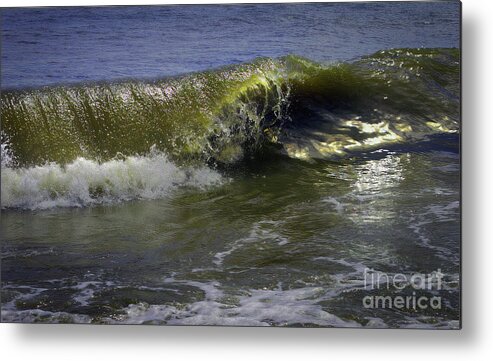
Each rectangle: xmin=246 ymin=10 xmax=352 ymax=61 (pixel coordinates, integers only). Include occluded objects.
xmin=1 ymin=48 xmax=459 ymax=209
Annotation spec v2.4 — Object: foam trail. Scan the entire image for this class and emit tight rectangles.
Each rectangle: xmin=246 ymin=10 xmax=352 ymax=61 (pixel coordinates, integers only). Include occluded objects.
xmin=106 ymin=280 xmax=361 ymax=327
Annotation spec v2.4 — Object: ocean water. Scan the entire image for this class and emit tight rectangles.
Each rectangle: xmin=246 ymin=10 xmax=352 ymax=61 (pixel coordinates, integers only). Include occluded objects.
xmin=1 ymin=2 xmax=461 ymax=327
xmin=1 ymin=2 xmax=459 ymax=89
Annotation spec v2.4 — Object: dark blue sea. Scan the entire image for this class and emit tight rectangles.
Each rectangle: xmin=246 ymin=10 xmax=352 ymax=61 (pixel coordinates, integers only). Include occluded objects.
xmin=1 ymin=2 xmax=460 ymax=89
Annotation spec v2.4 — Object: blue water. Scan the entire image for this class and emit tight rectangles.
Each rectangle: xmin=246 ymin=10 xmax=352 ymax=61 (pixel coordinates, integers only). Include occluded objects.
xmin=1 ymin=2 xmax=460 ymax=89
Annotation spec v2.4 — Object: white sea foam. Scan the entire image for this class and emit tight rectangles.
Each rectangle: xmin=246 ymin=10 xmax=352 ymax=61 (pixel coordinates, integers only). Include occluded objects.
xmin=0 ymin=284 xmax=90 ymax=324
xmin=107 ymin=280 xmax=360 ymax=327
xmin=2 ymin=275 xmax=459 ymax=327
xmin=1 ymin=152 xmax=222 ymax=210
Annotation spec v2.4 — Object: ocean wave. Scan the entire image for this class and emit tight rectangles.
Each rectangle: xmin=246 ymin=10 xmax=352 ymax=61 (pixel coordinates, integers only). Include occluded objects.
xmin=1 ymin=48 xmax=460 ymax=209
xmin=2 ymin=48 xmax=459 ymax=167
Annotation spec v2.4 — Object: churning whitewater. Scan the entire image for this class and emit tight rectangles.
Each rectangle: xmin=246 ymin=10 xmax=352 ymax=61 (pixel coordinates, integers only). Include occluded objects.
xmin=1 ymin=149 xmax=223 ymax=210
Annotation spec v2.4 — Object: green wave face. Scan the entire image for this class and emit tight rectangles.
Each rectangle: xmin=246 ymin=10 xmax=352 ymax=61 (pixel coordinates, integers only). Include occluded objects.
xmin=1 ymin=58 xmax=289 ymax=166
xmin=1 ymin=48 xmax=459 ymax=167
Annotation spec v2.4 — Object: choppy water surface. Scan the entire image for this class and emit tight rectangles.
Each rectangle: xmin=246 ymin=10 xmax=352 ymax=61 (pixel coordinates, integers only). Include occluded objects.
xmin=1 ymin=3 xmax=460 ymax=327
